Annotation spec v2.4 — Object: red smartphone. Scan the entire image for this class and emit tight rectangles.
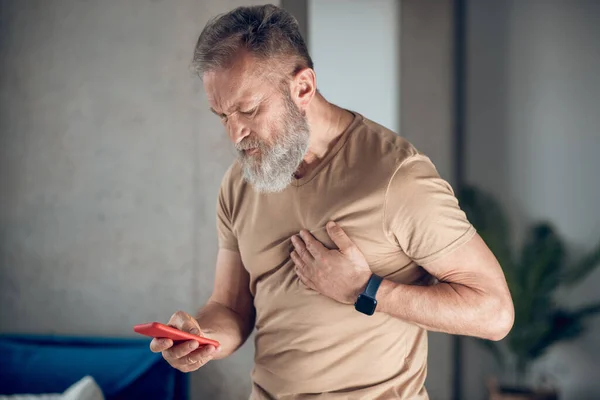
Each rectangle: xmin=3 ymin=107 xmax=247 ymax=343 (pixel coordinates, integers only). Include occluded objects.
xmin=133 ymin=322 xmax=220 ymax=347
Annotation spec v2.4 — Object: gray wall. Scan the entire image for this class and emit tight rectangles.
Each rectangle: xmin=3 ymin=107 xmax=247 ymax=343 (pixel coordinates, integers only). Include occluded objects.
xmin=0 ymin=1 xmax=269 ymax=399
xmin=281 ymin=0 xmax=308 ymax=48
xmin=465 ymin=0 xmax=600 ymax=399
xmin=400 ymin=0 xmax=455 ymax=182
xmin=400 ymin=1 xmax=456 ymax=398
xmin=308 ymin=0 xmax=401 ymax=134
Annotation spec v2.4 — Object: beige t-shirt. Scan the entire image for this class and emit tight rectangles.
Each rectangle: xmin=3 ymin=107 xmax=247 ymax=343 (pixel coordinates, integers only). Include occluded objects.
xmin=216 ymin=112 xmax=476 ymax=399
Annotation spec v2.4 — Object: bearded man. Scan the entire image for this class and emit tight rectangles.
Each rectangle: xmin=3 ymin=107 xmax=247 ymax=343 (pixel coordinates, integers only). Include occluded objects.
xmin=150 ymin=4 xmax=514 ymax=399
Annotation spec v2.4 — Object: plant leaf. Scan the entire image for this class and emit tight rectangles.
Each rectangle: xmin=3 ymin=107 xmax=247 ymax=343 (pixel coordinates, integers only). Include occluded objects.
xmin=563 ymin=240 xmax=600 ymax=286
xmin=521 ymin=303 xmax=600 ymax=361
xmin=518 ymin=223 xmax=564 ymax=322
xmin=573 ymin=301 xmax=600 ymax=318
xmin=526 ymin=309 xmax=583 ymax=360
xmin=456 ymin=185 xmax=600 ymax=368
xmin=508 ymin=316 xmax=553 ymax=361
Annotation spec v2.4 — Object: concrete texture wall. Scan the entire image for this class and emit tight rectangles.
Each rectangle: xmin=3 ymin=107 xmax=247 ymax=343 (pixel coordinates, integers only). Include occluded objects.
xmin=464 ymin=1 xmax=600 ymax=399
xmin=0 ymin=1 xmax=271 ymax=399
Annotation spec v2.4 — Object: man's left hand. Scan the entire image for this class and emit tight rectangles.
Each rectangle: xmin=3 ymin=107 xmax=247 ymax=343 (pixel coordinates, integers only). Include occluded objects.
xmin=290 ymin=221 xmax=372 ymax=304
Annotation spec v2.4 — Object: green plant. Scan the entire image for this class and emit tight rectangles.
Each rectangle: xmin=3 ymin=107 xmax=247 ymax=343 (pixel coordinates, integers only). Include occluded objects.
xmin=458 ymin=186 xmax=600 ymax=385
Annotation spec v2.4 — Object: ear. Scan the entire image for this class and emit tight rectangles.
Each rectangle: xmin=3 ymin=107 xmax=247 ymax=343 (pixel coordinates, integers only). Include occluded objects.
xmin=291 ymin=67 xmax=316 ymax=110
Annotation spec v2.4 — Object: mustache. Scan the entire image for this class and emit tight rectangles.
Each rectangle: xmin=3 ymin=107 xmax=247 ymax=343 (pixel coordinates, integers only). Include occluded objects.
xmin=235 ymin=137 xmax=264 ymax=151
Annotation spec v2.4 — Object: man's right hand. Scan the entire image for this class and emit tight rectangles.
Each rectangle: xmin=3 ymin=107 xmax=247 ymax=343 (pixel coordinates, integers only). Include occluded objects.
xmin=149 ymin=310 xmax=220 ymax=373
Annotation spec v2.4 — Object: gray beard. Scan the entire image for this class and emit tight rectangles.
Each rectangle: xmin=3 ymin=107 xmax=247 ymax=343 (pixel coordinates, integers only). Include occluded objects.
xmin=236 ymin=94 xmax=310 ymax=193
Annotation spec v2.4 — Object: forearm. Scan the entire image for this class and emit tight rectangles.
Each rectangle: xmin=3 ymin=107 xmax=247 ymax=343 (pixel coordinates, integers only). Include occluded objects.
xmin=195 ymin=300 xmax=255 ymax=359
xmin=377 ymin=279 xmax=509 ymax=340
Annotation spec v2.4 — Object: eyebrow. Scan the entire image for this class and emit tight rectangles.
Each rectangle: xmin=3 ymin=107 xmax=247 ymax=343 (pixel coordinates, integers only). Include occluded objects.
xmin=209 ymin=98 xmax=263 ymax=117
xmin=210 ymin=107 xmax=223 ymax=117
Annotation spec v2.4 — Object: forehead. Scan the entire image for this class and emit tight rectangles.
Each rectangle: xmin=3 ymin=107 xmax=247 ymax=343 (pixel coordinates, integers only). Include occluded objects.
xmin=203 ymin=54 xmax=280 ymax=111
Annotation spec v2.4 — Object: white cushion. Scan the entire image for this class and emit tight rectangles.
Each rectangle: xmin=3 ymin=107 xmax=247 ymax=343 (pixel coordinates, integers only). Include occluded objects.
xmin=0 ymin=376 xmax=104 ymax=400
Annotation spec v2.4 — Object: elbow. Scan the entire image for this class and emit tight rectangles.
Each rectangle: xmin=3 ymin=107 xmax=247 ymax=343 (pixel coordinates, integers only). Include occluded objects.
xmin=481 ymin=294 xmax=514 ymax=341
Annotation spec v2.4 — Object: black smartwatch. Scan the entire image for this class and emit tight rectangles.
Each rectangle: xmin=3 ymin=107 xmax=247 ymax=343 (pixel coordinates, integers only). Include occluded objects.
xmin=354 ymin=274 xmax=383 ymax=315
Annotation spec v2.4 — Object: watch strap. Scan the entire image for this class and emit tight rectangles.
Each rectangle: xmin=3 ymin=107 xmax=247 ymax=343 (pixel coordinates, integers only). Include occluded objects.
xmin=363 ymin=274 xmax=382 ymax=298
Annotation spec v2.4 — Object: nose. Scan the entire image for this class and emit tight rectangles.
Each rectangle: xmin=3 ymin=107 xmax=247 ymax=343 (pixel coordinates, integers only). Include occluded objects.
xmin=227 ymin=117 xmax=251 ymax=145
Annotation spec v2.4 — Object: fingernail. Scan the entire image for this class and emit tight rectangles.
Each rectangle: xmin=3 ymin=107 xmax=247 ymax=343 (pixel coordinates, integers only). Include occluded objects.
xmin=327 ymin=221 xmax=336 ymax=228
xmin=216 ymin=346 xmax=222 ymax=353
xmin=189 ymin=341 xmax=199 ymax=350
xmin=189 ymin=328 xmax=200 ymax=335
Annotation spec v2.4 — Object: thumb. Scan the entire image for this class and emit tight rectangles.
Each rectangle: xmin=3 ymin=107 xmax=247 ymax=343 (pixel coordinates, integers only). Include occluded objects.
xmin=326 ymin=221 xmax=355 ymax=253
xmin=171 ymin=313 xmax=202 ymax=336
xmin=182 ymin=319 xmax=202 ymax=335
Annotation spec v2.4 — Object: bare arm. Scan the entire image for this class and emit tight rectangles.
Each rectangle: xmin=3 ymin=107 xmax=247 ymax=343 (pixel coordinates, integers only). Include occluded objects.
xmin=376 ymin=233 xmax=514 ymax=340
xmin=292 ymin=224 xmax=514 ymax=342
xmin=197 ymin=248 xmax=255 ymax=359
xmin=150 ymin=248 xmax=255 ymax=371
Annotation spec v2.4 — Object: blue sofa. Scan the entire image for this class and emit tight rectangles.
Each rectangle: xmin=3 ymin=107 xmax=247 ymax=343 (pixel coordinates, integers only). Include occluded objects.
xmin=0 ymin=335 xmax=188 ymax=400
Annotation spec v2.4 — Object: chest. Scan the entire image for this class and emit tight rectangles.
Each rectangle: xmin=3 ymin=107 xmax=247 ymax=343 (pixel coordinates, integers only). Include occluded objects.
xmin=233 ymin=179 xmax=428 ymax=289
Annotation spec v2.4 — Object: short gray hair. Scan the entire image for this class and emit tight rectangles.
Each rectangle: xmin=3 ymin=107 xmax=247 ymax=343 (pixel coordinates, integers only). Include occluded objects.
xmin=191 ymin=4 xmax=313 ymax=79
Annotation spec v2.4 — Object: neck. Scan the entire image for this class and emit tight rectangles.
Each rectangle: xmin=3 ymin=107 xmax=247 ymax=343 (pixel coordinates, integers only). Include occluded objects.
xmin=294 ymin=93 xmax=353 ymax=178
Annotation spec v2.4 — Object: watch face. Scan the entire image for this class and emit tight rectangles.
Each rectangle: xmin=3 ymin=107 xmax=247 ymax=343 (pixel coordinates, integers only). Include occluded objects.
xmin=355 ymin=294 xmax=377 ymax=315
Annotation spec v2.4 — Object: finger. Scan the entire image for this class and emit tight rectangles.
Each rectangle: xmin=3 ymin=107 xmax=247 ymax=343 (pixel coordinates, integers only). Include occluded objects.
xmin=175 ymin=345 xmax=219 ymax=373
xmin=179 ymin=361 xmax=201 ymax=373
xmin=180 ymin=319 xmax=202 ymax=335
xmin=298 ymin=230 xmax=327 ymax=259
xmin=297 ymin=270 xmax=314 ymax=290
xmin=163 ymin=340 xmax=199 ymax=362
xmin=290 ymin=250 xmax=305 ymax=270
xmin=150 ymin=338 xmax=173 ymax=353
xmin=292 ymin=252 xmax=313 ymax=289
xmin=291 ymin=235 xmax=314 ymax=263
xmin=167 ymin=310 xmax=190 ymax=330
xmin=326 ymin=221 xmax=355 ymax=253
xmin=186 ymin=345 xmax=219 ymax=365
xmin=167 ymin=310 xmax=202 ymax=335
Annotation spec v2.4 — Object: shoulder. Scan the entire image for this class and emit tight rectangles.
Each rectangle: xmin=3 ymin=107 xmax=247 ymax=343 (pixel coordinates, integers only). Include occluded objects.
xmin=351 ymin=113 xmax=419 ymax=162
xmin=346 ymin=112 xmax=422 ymax=172
xmin=218 ymin=160 xmax=249 ymax=210
xmin=220 ymin=160 xmax=246 ymax=192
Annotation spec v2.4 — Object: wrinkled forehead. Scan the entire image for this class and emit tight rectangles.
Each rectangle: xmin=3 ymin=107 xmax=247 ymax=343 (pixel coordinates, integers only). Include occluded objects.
xmin=203 ymin=54 xmax=283 ymax=111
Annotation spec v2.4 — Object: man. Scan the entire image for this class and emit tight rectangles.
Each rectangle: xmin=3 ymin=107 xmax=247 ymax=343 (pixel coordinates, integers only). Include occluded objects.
xmin=150 ymin=4 xmax=514 ymax=399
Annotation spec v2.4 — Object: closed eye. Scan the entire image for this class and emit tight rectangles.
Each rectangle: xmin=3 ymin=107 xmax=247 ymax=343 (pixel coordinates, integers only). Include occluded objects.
xmin=240 ymin=106 xmax=258 ymax=116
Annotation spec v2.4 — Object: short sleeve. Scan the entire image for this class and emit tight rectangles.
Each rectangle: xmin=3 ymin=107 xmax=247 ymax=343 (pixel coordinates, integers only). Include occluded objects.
xmin=384 ymin=154 xmax=476 ymax=265
xmin=216 ymin=169 xmax=239 ymax=252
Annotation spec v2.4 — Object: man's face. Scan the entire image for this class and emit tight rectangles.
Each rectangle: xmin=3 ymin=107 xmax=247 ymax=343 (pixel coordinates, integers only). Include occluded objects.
xmin=204 ymin=54 xmax=310 ymax=193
